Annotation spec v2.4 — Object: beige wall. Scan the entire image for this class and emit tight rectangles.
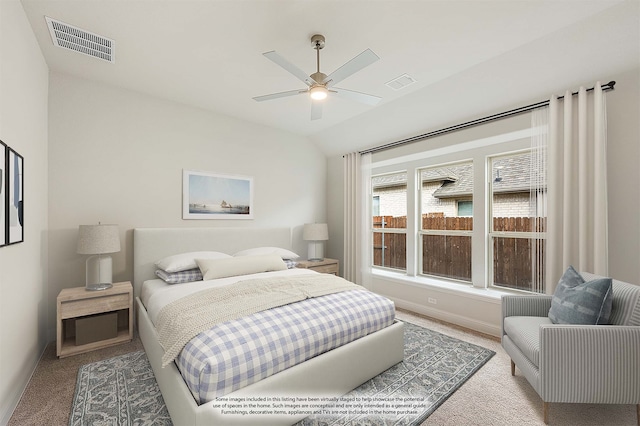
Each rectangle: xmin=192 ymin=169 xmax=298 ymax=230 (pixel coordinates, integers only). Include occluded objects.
xmin=605 ymin=67 xmax=640 ymax=284
xmin=0 ymin=0 xmax=49 ymax=422
xmin=47 ymin=73 xmax=327 ymax=339
xmin=328 ymin=67 xmax=640 ymax=335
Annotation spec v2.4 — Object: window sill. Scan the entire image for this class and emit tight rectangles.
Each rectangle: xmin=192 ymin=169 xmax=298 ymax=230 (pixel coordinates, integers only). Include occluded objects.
xmin=371 ymin=269 xmax=519 ymax=303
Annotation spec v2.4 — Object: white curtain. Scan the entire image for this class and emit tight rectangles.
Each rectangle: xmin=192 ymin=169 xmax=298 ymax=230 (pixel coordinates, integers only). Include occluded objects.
xmin=343 ymin=152 xmax=372 ymax=287
xmin=530 ymin=107 xmax=548 ymax=293
xmin=546 ymin=82 xmax=608 ymax=293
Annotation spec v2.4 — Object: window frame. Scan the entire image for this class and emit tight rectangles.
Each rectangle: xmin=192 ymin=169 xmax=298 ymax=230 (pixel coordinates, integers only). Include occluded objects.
xmin=487 ymin=150 xmax=547 ymax=293
xmin=369 ymin=128 xmax=540 ymax=292
xmin=371 ymin=171 xmax=408 ymax=273
xmin=417 ymin=160 xmax=474 ymax=283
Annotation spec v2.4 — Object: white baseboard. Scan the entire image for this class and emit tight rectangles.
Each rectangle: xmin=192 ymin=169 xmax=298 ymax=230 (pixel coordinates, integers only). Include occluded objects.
xmin=0 ymin=341 xmax=50 ymax=425
xmin=391 ymin=297 xmax=502 ymax=337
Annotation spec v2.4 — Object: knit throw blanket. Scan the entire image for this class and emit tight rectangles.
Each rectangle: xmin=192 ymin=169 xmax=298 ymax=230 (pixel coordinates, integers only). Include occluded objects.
xmin=156 ymin=273 xmax=362 ymax=366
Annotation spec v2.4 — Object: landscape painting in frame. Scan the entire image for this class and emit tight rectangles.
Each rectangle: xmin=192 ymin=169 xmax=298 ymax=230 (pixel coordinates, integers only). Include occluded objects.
xmin=183 ymin=170 xmax=253 ymax=220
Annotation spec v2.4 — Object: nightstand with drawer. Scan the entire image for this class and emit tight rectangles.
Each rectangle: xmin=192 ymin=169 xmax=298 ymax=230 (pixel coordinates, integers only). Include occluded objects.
xmin=56 ymin=281 xmax=133 ymax=358
xmin=296 ymin=258 xmax=340 ymax=275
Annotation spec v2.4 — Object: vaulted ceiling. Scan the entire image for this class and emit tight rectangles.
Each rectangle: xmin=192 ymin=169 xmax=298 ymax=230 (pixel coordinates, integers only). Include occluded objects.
xmin=20 ymin=0 xmax=640 ymax=156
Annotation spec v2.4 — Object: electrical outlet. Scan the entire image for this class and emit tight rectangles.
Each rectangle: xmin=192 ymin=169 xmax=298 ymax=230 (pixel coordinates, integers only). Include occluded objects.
xmin=428 ymin=297 xmax=437 ymax=304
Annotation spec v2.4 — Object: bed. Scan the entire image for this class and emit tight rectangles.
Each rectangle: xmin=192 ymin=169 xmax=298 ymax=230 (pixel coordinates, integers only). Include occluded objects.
xmin=133 ymin=227 xmax=405 ymax=426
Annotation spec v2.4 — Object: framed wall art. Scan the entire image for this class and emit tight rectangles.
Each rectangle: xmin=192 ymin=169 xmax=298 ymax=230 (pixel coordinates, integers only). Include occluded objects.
xmin=183 ymin=170 xmax=253 ymax=220
xmin=0 ymin=140 xmax=6 ymax=247
xmin=8 ymin=147 xmax=23 ymax=244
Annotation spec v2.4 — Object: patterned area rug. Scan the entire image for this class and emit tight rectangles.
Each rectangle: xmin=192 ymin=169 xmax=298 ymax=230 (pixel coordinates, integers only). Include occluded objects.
xmin=70 ymin=322 xmax=494 ymax=426
xmin=69 ymin=351 xmax=171 ymax=425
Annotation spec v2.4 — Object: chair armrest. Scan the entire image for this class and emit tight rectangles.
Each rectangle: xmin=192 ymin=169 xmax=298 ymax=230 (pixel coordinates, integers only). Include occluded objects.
xmin=501 ymin=295 xmax=552 ymax=336
xmin=539 ymin=325 xmax=640 ymax=404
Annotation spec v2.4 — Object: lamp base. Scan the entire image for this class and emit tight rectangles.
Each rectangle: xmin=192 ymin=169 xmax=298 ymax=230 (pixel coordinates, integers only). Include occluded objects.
xmin=86 ymin=282 xmax=113 ymax=291
xmin=307 ymin=241 xmax=325 ymax=262
xmin=86 ymin=255 xmax=113 ymax=291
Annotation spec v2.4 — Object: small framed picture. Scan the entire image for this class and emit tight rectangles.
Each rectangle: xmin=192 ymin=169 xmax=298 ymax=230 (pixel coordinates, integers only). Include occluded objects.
xmin=183 ymin=170 xmax=253 ymax=220
xmin=8 ymin=147 xmax=23 ymax=244
xmin=0 ymin=141 xmax=6 ymax=247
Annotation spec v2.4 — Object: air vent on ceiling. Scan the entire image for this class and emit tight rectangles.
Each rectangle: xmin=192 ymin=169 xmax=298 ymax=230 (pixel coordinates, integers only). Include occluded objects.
xmin=385 ymin=73 xmax=416 ymax=90
xmin=45 ymin=16 xmax=114 ymax=63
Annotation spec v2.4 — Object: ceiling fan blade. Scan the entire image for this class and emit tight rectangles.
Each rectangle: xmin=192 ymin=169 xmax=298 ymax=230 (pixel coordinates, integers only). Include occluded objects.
xmin=263 ymin=51 xmax=314 ymax=86
xmin=253 ymin=89 xmax=305 ymax=102
xmin=332 ymin=87 xmax=381 ymax=106
xmin=325 ymin=49 xmax=379 ymax=87
xmin=311 ymin=101 xmax=323 ymax=120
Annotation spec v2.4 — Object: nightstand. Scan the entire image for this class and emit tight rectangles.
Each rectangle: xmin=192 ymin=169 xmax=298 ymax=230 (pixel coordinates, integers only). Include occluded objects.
xmin=56 ymin=281 xmax=133 ymax=358
xmin=296 ymin=258 xmax=340 ymax=275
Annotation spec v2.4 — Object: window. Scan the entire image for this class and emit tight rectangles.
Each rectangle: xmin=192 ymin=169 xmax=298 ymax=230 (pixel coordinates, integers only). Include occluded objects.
xmin=419 ymin=162 xmax=473 ymax=282
xmin=372 ymin=196 xmax=380 ymax=216
xmin=489 ymin=151 xmax=546 ymax=292
xmin=371 ymin=172 xmax=407 ymax=271
xmin=457 ymin=200 xmax=473 ymax=217
xmin=368 ymin=124 xmax=547 ymax=294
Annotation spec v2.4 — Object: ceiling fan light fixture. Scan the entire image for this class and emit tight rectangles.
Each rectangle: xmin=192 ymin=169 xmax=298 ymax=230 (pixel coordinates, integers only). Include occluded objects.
xmin=309 ymin=85 xmax=328 ymax=101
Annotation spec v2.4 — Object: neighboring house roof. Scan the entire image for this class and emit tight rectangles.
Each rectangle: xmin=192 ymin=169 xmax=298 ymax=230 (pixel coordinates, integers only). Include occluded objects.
xmin=372 ymin=168 xmax=458 ymax=190
xmin=421 ymin=168 xmax=459 ymax=183
xmin=372 ymin=153 xmax=546 ymax=198
xmin=372 ymin=172 xmax=407 ymax=189
xmin=431 ymin=163 xmax=473 ymax=198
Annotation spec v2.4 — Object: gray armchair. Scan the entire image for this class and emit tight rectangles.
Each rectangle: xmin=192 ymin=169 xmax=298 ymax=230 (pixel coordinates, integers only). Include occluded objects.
xmin=501 ymin=272 xmax=640 ymax=424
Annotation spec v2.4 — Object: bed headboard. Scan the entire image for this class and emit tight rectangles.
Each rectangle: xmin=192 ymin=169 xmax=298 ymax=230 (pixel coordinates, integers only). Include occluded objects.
xmin=133 ymin=227 xmax=292 ymax=299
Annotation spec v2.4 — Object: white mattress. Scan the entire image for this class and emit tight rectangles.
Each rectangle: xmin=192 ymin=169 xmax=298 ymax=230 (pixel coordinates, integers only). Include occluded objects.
xmin=141 ymin=268 xmax=317 ymax=325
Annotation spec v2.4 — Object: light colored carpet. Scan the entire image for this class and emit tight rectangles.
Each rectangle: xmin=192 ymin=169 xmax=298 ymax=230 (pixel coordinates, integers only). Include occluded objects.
xmin=8 ymin=339 xmax=143 ymax=426
xmin=8 ymin=309 xmax=637 ymax=425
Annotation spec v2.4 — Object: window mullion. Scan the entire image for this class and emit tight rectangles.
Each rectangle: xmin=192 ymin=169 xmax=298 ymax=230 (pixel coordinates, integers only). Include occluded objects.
xmin=471 ymin=155 xmax=486 ymax=289
xmin=406 ymin=167 xmax=417 ymax=277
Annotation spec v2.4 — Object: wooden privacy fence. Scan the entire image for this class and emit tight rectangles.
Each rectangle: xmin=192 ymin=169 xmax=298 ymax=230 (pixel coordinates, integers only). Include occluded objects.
xmin=373 ymin=215 xmax=546 ymax=291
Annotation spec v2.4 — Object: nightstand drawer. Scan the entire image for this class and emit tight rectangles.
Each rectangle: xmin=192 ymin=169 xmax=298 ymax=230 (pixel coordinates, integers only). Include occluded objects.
xmin=311 ymin=264 xmax=339 ymax=275
xmin=296 ymin=258 xmax=340 ymax=275
xmin=60 ymin=293 xmax=130 ymax=319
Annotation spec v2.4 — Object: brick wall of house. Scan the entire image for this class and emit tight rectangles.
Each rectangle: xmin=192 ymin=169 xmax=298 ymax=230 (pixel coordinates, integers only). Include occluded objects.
xmin=374 ymin=185 xmax=535 ymax=219
xmin=492 ymin=193 xmax=534 ymax=217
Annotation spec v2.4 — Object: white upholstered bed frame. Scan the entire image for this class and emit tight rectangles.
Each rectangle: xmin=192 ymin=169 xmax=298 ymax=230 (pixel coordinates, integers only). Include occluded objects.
xmin=133 ymin=227 xmax=405 ymax=426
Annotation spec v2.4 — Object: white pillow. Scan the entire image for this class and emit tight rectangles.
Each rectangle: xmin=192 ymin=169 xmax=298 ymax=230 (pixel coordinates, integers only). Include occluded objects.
xmin=155 ymin=251 xmax=232 ymax=273
xmin=234 ymin=246 xmax=300 ymax=260
xmin=196 ymin=254 xmax=287 ymax=281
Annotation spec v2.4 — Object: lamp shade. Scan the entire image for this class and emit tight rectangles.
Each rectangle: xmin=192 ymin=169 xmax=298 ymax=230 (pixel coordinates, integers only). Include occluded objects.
xmin=303 ymin=223 xmax=328 ymax=241
xmin=77 ymin=224 xmax=121 ymax=255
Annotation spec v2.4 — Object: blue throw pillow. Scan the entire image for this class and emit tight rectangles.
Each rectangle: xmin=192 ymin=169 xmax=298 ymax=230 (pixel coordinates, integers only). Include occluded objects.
xmin=548 ymin=266 xmax=613 ymax=325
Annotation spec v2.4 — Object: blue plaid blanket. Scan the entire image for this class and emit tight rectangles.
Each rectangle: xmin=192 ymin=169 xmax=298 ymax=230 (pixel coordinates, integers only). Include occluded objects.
xmin=175 ymin=289 xmax=395 ymax=404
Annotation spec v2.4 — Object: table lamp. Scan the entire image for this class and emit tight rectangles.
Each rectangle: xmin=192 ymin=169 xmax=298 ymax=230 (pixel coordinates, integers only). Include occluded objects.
xmin=77 ymin=224 xmax=121 ymax=291
xmin=303 ymin=223 xmax=328 ymax=262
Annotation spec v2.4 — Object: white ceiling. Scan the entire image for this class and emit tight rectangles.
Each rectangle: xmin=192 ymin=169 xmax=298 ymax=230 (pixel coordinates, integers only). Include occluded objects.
xmin=20 ymin=0 xmax=640 ymax=156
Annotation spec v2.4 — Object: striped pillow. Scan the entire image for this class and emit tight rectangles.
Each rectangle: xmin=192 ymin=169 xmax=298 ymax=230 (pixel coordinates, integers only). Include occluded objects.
xmin=156 ymin=268 xmax=203 ymax=284
xmin=548 ymin=266 xmax=613 ymax=325
xmin=284 ymin=259 xmax=298 ymax=269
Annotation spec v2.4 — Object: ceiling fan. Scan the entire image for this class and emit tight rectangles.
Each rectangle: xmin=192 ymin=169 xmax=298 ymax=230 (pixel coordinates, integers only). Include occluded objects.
xmin=253 ymin=34 xmax=381 ymax=120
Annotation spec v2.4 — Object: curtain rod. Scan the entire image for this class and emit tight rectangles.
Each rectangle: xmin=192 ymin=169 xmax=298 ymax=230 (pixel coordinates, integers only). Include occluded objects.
xmin=359 ymin=80 xmax=616 ymax=155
